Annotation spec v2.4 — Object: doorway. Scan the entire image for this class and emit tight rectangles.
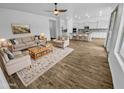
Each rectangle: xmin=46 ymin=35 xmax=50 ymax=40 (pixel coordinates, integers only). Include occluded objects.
xmin=49 ymin=20 xmax=57 ymax=40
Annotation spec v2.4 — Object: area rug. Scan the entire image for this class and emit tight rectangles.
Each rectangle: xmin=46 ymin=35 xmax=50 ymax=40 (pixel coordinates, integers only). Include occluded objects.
xmin=16 ymin=47 xmax=73 ymax=87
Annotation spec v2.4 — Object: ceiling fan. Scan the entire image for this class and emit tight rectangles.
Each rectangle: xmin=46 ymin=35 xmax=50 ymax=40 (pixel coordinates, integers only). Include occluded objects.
xmin=45 ymin=3 xmax=67 ymax=16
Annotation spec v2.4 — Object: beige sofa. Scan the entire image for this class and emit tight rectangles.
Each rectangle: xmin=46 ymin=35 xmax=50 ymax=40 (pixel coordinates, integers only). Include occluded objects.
xmin=0 ymin=50 xmax=31 ymax=76
xmin=9 ymin=36 xmax=46 ymax=51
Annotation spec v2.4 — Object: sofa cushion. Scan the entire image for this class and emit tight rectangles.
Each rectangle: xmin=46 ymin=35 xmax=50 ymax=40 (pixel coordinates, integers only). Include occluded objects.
xmin=22 ymin=37 xmax=32 ymax=43
xmin=53 ymin=40 xmax=64 ymax=44
xmin=3 ymin=48 xmax=14 ymax=60
xmin=25 ymin=41 xmax=36 ymax=48
xmin=15 ymin=38 xmax=23 ymax=44
xmin=13 ymin=51 xmax=22 ymax=56
xmin=13 ymin=43 xmax=25 ymax=49
xmin=0 ymin=48 xmax=9 ymax=62
xmin=3 ymin=52 xmax=9 ymax=62
xmin=25 ymin=41 xmax=36 ymax=45
xmin=13 ymin=51 xmax=25 ymax=59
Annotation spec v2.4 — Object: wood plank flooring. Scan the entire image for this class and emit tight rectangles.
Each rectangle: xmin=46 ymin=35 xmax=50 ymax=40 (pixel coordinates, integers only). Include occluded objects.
xmin=0 ymin=39 xmax=113 ymax=89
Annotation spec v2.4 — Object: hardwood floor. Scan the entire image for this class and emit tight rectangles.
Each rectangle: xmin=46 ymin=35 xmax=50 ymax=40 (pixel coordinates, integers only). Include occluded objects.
xmin=0 ymin=39 xmax=113 ymax=89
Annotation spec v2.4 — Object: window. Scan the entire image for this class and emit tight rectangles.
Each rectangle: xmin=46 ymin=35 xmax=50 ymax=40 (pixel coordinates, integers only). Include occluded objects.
xmin=114 ymin=4 xmax=124 ymax=71
xmin=106 ymin=6 xmax=118 ymax=52
xmin=117 ymin=25 xmax=124 ymax=60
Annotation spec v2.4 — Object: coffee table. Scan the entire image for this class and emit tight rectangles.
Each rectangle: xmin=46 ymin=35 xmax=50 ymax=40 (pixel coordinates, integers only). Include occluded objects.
xmin=28 ymin=44 xmax=53 ymax=60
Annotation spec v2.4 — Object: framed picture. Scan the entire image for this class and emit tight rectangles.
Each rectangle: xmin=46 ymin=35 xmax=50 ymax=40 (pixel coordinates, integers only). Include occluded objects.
xmin=11 ymin=24 xmax=31 ymax=34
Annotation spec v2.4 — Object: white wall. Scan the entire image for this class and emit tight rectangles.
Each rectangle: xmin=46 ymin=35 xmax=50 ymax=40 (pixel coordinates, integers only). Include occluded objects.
xmin=0 ymin=8 xmax=56 ymax=40
xmin=67 ymin=18 xmax=73 ymax=34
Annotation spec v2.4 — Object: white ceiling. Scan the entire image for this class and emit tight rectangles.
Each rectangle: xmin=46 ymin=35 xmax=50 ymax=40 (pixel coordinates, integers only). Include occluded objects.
xmin=0 ymin=3 xmax=116 ymax=19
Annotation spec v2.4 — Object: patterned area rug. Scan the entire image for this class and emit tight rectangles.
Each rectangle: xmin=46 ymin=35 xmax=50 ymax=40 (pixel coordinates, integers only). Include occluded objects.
xmin=16 ymin=47 xmax=73 ymax=87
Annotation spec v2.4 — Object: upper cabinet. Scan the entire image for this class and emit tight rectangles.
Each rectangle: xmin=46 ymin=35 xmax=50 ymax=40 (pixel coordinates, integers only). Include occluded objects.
xmin=73 ymin=9 xmax=111 ymax=29
xmin=97 ymin=20 xmax=109 ymax=29
xmin=74 ymin=20 xmax=109 ymax=29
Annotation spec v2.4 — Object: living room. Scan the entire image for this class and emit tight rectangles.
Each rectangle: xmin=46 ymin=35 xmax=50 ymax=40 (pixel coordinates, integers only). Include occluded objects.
xmin=0 ymin=3 xmax=115 ymax=89
xmin=0 ymin=2 xmax=124 ymax=91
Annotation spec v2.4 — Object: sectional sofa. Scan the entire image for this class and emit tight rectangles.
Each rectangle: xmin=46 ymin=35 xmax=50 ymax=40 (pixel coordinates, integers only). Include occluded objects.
xmin=0 ymin=35 xmax=47 ymax=75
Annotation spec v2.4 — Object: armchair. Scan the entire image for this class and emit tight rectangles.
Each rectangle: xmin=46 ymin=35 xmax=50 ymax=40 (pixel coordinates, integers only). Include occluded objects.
xmin=53 ymin=37 xmax=69 ymax=48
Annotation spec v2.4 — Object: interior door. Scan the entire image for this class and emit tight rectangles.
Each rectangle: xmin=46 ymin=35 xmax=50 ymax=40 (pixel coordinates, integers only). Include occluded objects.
xmin=49 ymin=20 xmax=57 ymax=39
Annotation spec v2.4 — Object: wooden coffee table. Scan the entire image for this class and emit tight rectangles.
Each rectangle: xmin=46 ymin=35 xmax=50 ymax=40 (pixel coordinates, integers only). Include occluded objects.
xmin=28 ymin=44 xmax=53 ymax=60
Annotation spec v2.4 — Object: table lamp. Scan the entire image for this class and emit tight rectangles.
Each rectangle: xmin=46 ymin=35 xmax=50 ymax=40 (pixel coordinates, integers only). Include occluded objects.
xmin=40 ymin=33 xmax=45 ymax=39
xmin=0 ymin=38 xmax=6 ymax=47
xmin=0 ymin=38 xmax=12 ymax=48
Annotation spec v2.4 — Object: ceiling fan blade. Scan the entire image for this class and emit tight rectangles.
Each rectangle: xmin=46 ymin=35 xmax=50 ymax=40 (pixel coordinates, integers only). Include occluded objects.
xmin=44 ymin=3 xmax=67 ymax=15
xmin=58 ymin=9 xmax=67 ymax=12
xmin=44 ymin=10 xmax=53 ymax=12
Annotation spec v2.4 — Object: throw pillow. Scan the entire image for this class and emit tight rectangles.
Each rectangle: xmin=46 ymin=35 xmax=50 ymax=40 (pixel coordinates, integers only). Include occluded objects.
xmin=3 ymin=53 xmax=9 ymax=62
xmin=13 ymin=39 xmax=19 ymax=45
xmin=1 ymin=41 xmax=9 ymax=47
xmin=0 ymin=48 xmax=9 ymax=62
xmin=10 ymin=39 xmax=16 ymax=45
xmin=3 ymin=48 xmax=14 ymax=60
